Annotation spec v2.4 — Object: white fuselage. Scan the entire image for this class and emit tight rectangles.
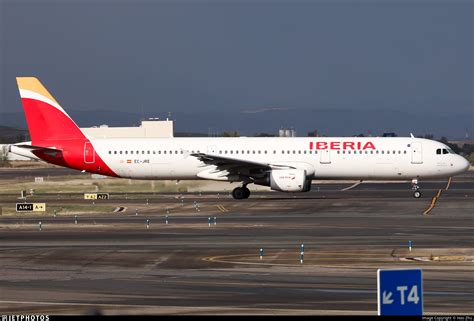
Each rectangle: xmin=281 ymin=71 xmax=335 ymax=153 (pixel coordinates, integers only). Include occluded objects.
xmin=88 ymin=137 xmax=469 ymax=181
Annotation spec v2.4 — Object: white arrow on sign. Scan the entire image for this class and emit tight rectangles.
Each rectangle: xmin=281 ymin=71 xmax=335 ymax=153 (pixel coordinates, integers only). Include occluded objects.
xmin=383 ymin=291 xmax=394 ymax=304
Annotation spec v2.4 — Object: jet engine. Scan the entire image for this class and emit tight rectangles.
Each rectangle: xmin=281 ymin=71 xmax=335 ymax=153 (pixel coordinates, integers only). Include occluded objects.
xmin=255 ymin=169 xmax=312 ymax=192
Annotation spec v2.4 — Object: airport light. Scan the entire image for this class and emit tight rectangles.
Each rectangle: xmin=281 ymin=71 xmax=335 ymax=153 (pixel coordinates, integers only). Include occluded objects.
xmin=74 ymin=215 xmax=78 ymax=224
xmin=409 ymin=240 xmax=413 ymax=252
xmin=146 ymin=219 xmax=150 ymax=229
xmin=38 ymin=221 xmax=42 ymax=231
xmin=300 ymin=243 xmax=305 ymax=264
xmin=214 ymin=217 xmax=217 ymax=225
xmin=259 ymin=248 xmax=264 ymax=260
xmin=165 ymin=215 xmax=169 ymax=225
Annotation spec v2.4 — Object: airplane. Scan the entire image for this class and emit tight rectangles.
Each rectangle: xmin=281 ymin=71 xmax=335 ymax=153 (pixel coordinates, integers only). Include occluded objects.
xmin=11 ymin=77 xmax=470 ymax=199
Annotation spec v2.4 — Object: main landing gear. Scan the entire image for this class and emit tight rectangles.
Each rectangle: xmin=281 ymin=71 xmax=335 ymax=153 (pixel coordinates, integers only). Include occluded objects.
xmin=411 ymin=178 xmax=422 ymax=198
xmin=232 ymin=185 xmax=250 ymax=199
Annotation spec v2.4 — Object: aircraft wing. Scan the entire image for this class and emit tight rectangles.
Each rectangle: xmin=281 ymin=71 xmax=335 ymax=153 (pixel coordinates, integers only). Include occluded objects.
xmin=191 ymin=153 xmax=297 ymax=172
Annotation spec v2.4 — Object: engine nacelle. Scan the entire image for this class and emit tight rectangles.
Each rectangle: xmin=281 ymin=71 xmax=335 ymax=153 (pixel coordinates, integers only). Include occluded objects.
xmin=255 ymin=169 xmax=311 ymax=192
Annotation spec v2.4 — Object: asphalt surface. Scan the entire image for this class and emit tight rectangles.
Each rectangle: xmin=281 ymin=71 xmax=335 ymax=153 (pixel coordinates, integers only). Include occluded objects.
xmin=0 ymin=170 xmax=473 ymax=315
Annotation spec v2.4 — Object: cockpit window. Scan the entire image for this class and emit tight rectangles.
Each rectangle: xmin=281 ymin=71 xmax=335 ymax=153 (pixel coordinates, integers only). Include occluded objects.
xmin=447 ymin=147 xmax=455 ymax=154
xmin=443 ymin=149 xmax=449 ymax=154
xmin=436 ymin=148 xmax=441 ymax=155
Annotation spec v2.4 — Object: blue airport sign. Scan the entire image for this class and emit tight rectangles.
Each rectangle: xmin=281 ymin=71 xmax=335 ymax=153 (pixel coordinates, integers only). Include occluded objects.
xmin=377 ymin=268 xmax=423 ymax=316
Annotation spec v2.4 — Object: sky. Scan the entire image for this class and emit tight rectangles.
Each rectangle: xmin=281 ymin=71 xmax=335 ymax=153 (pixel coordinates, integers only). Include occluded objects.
xmin=0 ymin=0 xmax=472 ymax=128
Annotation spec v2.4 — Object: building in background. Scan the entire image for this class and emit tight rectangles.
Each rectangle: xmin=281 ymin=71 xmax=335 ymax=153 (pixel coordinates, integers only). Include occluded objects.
xmin=278 ymin=128 xmax=296 ymax=137
xmin=3 ymin=119 xmax=174 ymax=161
xmin=83 ymin=119 xmax=173 ymax=138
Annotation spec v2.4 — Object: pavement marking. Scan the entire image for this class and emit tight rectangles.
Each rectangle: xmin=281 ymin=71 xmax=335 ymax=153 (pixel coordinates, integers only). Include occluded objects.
xmin=423 ymin=189 xmax=443 ymax=216
xmin=445 ymin=177 xmax=452 ymax=190
xmin=217 ymin=205 xmax=229 ymax=213
xmin=341 ymin=180 xmax=363 ymax=191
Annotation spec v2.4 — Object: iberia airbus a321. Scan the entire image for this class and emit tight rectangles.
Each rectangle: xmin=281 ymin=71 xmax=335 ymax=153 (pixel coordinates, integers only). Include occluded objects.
xmin=12 ymin=77 xmax=470 ymax=199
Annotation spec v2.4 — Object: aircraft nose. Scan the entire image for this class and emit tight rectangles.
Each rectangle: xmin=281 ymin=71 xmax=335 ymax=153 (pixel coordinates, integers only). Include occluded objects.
xmin=460 ymin=156 xmax=470 ymax=173
xmin=455 ymin=155 xmax=470 ymax=174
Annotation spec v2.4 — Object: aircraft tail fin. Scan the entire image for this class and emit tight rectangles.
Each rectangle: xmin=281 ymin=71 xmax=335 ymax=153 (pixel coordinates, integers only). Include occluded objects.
xmin=16 ymin=77 xmax=85 ymax=145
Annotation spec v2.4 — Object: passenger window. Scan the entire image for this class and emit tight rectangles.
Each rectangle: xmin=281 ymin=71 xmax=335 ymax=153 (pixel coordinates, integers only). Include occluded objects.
xmin=337 ymin=151 xmax=340 ymax=154
xmin=125 ymin=151 xmax=128 ymax=154
xmin=381 ymin=151 xmax=384 ymax=154
xmin=119 ymin=151 xmax=122 ymax=154
xmin=114 ymin=151 xmax=117 ymax=154
xmin=164 ymin=151 xmax=167 ymax=154
xmin=304 ymin=151 xmax=306 ymax=154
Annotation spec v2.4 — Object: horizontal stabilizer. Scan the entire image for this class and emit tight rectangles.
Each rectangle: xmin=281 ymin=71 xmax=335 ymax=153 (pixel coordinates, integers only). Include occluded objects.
xmin=13 ymin=144 xmax=62 ymax=153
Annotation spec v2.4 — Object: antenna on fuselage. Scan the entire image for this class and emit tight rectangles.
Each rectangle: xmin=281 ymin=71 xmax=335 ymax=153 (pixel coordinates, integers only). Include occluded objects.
xmin=410 ymin=133 xmax=415 ymax=138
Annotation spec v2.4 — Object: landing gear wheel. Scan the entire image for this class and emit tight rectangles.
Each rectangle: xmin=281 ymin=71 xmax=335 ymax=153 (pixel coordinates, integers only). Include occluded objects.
xmin=242 ymin=187 xmax=250 ymax=199
xmin=232 ymin=187 xmax=246 ymax=200
xmin=413 ymin=190 xmax=422 ymax=198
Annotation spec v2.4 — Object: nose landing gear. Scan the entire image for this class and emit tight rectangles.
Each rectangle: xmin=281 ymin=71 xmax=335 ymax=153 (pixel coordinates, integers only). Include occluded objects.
xmin=411 ymin=178 xmax=422 ymax=198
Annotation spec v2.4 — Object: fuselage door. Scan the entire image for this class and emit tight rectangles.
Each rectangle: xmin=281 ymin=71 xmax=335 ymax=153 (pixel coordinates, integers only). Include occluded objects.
xmin=84 ymin=141 xmax=95 ymax=164
xmin=320 ymin=149 xmax=331 ymax=164
xmin=411 ymin=142 xmax=423 ymax=164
